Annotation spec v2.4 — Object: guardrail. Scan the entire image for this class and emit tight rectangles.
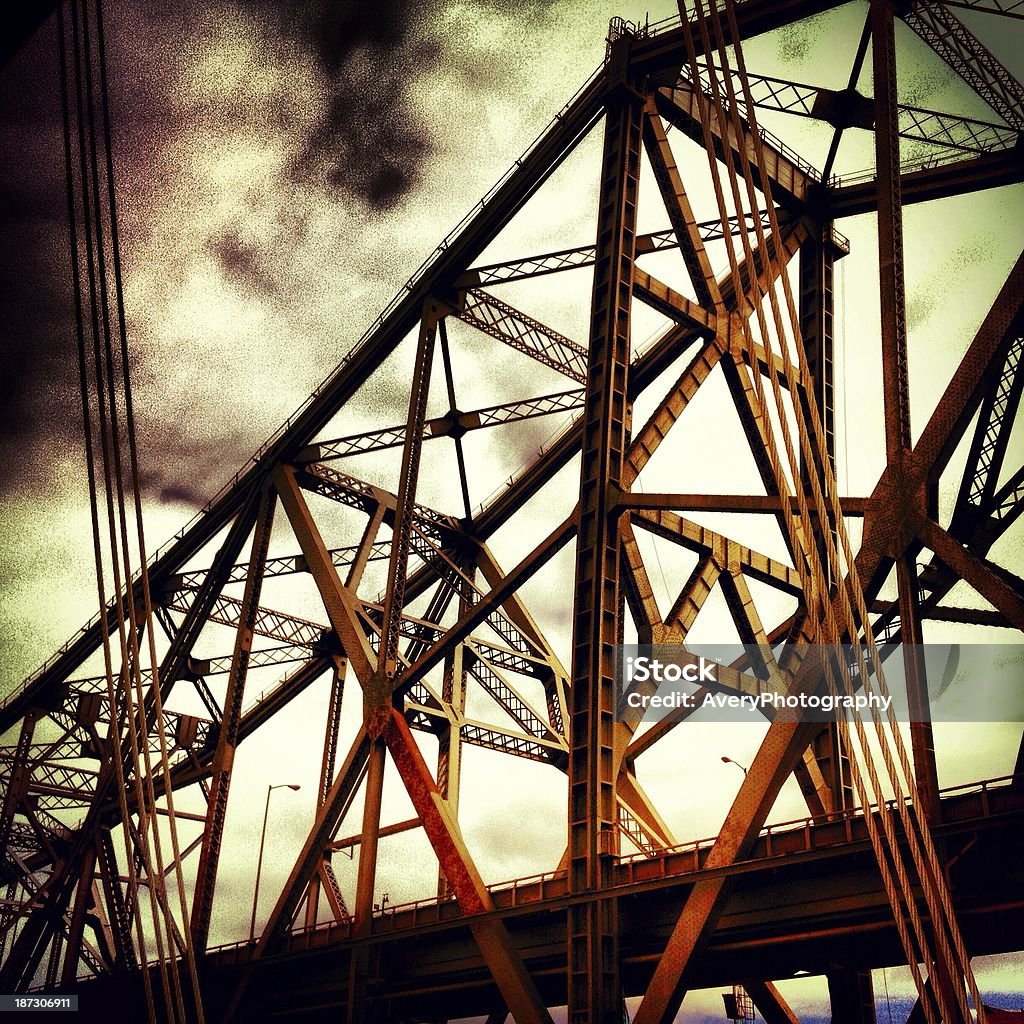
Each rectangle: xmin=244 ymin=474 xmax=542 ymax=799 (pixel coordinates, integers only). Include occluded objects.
xmin=324 ymin=772 xmax=1024 ymax=926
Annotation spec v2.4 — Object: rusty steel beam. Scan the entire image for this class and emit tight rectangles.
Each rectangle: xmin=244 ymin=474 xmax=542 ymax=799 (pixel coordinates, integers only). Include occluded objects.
xmin=565 ymin=39 xmax=644 ymax=1021
xmin=617 ymin=492 xmax=871 ymax=514
xmin=627 ymin=0 xmax=852 ymax=75
xmin=642 ymin=101 xmax=722 ymax=309
xmin=871 ymin=0 xmax=942 ymax=826
xmin=654 ymin=82 xmax=815 ymax=207
xmin=745 ymin=979 xmax=801 ymax=1024
xmin=459 ymin=289 xmax=588 ymax=383
xmin=826 ymin=969 xmax=877 ymax=1024
xmin=191 ymin=487 xmax=276 ymax=953
xmin=916 ymin=257 xmax=1024 ymax=490
xmin=633 ymin=268 xmax=719 ymax=333
xmin=381 ymin=710 xmax=553 ymax=1023
xmin=462 ymin=214 xmax=767 ymax=288
xmin=631 ymin=708 xmax=825 ymax=1023
xmin=378 ymin=304 xmax=440 ymax=682
xmin=691 ymin=61 xmax=1016 ymax=154
xmin=303 ymin=390 xmax=585 ymax=462
xmin=951 ymin=332 xmax=1024 ymax=534
xmin=855 ymin=252 xmax=1024 ymax=602
xmin=919 ymin=517 xmax=1024 ymax=630
xmin=937 ymin=0 xmax=1024 ymax=16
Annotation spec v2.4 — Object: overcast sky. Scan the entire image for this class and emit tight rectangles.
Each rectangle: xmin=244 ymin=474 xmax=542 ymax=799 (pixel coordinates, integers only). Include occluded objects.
xmin=2 ymin=1 xmax=1023 ymax=1016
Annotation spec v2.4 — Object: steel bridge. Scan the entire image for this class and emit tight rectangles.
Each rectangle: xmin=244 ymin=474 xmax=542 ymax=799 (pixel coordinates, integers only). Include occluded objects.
xmin=2 ymin=0 xmax=1024 ymax=1021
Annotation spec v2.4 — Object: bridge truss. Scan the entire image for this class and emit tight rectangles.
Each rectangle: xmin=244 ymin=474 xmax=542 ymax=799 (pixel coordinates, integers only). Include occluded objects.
xmin=2 ymin=0 xmax=1024 ymax=1021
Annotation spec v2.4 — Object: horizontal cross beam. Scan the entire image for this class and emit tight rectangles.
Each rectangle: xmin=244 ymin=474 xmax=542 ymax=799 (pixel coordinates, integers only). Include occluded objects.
xmin=300 ymin=390 xmax=585 ymax=462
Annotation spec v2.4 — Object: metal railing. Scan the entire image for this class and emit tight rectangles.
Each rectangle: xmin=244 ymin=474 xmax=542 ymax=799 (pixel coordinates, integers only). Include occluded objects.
xmin=828 ymin=142 xmax=1014 ymax=189
xmin=189 ymin=772 xmax=1024 ymax=968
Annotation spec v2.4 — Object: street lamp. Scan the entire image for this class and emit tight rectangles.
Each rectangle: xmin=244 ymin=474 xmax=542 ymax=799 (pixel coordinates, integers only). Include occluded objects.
xmin=721 ymin=755 xmax=748 ymax=777
xmin=249 ymin=783 xmax=301 ymax=941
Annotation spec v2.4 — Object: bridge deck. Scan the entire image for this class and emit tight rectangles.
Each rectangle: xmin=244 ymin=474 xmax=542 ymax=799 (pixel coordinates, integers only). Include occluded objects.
xmin=63 ymin=776 xmax=1024 ymax=1021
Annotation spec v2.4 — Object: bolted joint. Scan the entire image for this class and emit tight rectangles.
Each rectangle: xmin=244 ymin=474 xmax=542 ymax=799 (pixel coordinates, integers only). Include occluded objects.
xmin=294 ymin=444 xmax=321 ymax=464
xmin=598 ymin=827 xmax=619 ymax=857
xmin=155 ymin=574 xmax=185 ymax=606
xmin=183 ymin=656 xmax=211 ymax=680
xmin=440 ymin=408 xmax=467 ymax=440
xmin=423 ymin=291 xmax=463 ymax=326
xmin=606 ymin=481 xmax=626 ymax=513
xmin=312 ymin=628 xmax=342 ymax=656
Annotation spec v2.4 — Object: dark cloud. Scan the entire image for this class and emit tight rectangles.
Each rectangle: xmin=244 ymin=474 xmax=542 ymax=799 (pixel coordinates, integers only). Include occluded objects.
xmin=901 ymin=59 xmax=958 ymax=110
xmin=1 ymin=0 xmax=575 ymax=511
xmin=0 ymin=0 xmax=449 ymax=503
xmin=242 ymin=0 xmax=440 ymax=208
xmin=907 ymin=237 xmax=990 ymax=332
xmin=140 ymin=475 xmax=208 ymax=507
xmin=774 ymin=10 xmax=829 ymax=67
xmin=776 ymin=21 xmax=814 ymax=65
xmin=0 ymin=19 xmax=81 ymax=497
xmin=207 ymin=226 xmax=279 ymax=296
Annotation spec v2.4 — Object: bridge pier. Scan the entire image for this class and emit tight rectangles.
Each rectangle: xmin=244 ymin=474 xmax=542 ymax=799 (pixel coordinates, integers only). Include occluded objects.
xmin=827 ymin=969 xmax=877 ymax=1024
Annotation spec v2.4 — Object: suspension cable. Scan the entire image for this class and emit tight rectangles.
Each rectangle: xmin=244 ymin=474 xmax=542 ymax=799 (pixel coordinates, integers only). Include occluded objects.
xmin=92 ymin=0 xmax=207 ymax=1009
xmin=676 ymin=0 xmax=985 ymax=1016
xmin=58 ymin=3 xmax=158 ymax=1015
xmin=712 ymin=0 xmax=986 ymax=1014
xmin=57 ymin=2 xmax=206 ymax=1018
xmin=673 ymin=9 xmax=941 ymax=1017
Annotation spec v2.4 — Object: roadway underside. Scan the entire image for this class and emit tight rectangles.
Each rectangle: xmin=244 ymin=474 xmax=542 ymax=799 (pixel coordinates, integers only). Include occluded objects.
xmin=68 ymin=781 xmax=1024 ymax=1021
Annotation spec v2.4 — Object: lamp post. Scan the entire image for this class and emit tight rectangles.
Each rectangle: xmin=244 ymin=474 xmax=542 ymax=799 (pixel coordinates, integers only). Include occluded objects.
xmin=721 ymin=755 xmax=748 ymax=777
xmin=249 ymin=783 xmax=300 ymax=942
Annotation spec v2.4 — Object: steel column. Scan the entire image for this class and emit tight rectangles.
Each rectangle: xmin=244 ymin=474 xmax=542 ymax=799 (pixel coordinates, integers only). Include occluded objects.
xmin=345 ymin=738 xmax=385 ymax=1024
xmin=191 ymin=487 xmax=276 ymax=952
xmin=827 ymin=968 xmax=878 ymax=1024
xmin=871 ymin=0 xmax=942 ymax=825
xmin=798 ymin=227 xmax=852 ymax=815
xmin=566 ymin=40 xmax=643 ymax=1022
xmin=745 ymin=979 xmax=800 ymax=1024
xmin=306 ymin=655 xmax=348 ymax=929
xmin=437 ymin=593 xmax=469 ymax=899
xmin=641 ymin=99 xmax=722 ymax=310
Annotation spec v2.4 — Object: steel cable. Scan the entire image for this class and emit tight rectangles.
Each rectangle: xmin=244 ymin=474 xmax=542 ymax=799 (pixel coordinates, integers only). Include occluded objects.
xmin=674 ymin=8 xmax=942 ymax=1015
xmin=679 ymin=0 xmax=986 ymax=1014
xmin=714 ymin=0 xmax=986 ymax=1013
xmin=57 ymin=2 xmax=157 ymax=1015
xmin=55 ymin=2 xmax=207 ymax=1018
